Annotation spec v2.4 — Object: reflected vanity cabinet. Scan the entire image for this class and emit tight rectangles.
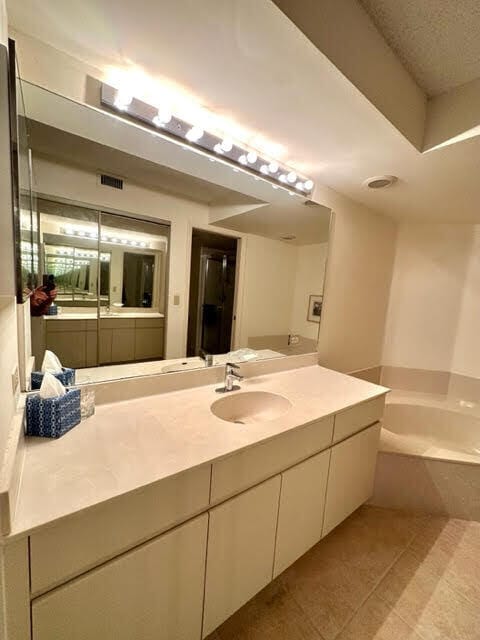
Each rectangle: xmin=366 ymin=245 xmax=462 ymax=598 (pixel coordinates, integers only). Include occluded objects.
xmin=32 ymin=316 xmax=165 ymax=368
xmin=4 ymin=394 xmax=385 ymax=640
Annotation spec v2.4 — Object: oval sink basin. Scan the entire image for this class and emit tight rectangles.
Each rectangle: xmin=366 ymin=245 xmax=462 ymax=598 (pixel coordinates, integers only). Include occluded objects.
xmin=211 ymin=391 xmax=292 ymax=425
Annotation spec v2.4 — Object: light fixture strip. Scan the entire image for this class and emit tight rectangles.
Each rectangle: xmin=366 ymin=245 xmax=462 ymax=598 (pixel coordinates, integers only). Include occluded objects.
xmin=100 ymin=83 xmax=314 ymax=196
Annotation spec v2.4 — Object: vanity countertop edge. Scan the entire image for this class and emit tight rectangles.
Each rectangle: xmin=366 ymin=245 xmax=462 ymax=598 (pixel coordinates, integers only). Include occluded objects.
xmin=7 ymin=365 xmax=389 ymax=541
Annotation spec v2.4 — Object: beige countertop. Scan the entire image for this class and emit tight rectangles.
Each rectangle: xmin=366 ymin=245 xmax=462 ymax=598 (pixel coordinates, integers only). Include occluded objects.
xmin=11 ymin=365 xmax=388 ymax=539
xmin=43 ymin=312 xmax=165 ymax=320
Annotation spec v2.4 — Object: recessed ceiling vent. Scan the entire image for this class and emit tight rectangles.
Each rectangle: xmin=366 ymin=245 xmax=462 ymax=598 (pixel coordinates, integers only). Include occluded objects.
xmin=363 ymin=175 xmax=397 ymax=189
xmin=100 ymin=173 xmax=124 ymax=190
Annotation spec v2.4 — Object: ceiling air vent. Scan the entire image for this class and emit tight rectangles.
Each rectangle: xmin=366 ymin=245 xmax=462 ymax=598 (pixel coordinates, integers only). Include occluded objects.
xmin=100 ymin=174 xmax=123 ymax=190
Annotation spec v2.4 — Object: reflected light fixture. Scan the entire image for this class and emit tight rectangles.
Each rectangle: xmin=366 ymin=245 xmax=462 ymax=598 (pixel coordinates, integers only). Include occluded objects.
xmin=101 ymin=83 xmax=315 ymax=196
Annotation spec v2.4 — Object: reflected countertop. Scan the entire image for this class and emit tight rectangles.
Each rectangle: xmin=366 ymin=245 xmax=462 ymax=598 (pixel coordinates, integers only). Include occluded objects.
xmin=42 ymin=312 xmax=165 ymax=320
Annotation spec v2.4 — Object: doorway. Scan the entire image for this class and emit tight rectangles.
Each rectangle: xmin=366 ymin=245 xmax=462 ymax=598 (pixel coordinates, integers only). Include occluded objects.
xmin=187 ymin=229 xmax=238 ymax=357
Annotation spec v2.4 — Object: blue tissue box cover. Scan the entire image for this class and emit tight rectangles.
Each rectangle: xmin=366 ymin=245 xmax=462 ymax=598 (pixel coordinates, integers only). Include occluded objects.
xmin=31 ymin=367 xmax=76 ymax=390
xmin=26 ymin=388 xmax=81 ymax=438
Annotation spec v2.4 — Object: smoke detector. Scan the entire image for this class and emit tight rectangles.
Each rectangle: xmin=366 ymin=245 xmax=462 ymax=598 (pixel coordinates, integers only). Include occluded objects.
xmin=363 ymin=175 xmax=397 ymax=189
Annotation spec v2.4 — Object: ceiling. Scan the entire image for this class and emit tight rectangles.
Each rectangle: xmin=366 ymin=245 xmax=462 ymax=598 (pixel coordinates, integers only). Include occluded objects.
xmin=8 ymin=0 xmax=480 ymax=222
xmin=29 ymin=120 xmax=330 ymax=245
xmin=28 ymin=120 xmax=251 ymax=205
xmin=359 ymin=0 xmax=480 ymax=96
xmin=214 ymin=202 xmax=331 ymax=246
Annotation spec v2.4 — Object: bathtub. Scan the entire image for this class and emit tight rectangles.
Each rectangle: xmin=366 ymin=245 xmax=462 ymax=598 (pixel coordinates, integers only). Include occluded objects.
xmin=371 ymin=390 xmax=480 ymax=519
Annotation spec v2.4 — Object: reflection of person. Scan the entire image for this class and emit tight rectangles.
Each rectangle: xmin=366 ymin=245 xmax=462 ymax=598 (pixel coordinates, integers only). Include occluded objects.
xmin=30 ymin=274 xmax=58 ymax=317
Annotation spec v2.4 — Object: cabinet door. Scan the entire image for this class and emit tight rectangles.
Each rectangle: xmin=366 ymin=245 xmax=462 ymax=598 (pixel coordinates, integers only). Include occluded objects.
xmin=203 ymin=476 xmax=281 ymax=637
xmin=32 ymin=514 xmax=208 ymax=640
xmin=135 ymin=327 xmax=164 ymax=360
xmin=46 ymin=331 xmax=86 ymax=368
xmin=274 ymin=450 xmax=330 ymax=577
xmin=322 ymin=423 xmax=381 ymax=537
xmin=111 ymin=328 xmax=135 ymax=362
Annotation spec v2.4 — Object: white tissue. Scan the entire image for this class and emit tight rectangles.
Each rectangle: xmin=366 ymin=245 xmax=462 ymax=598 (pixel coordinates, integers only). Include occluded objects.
xmin=41 ymin=350 xmax=63 ymax=374
xmin=39 ymin=372 xmax=66 ymax=399
xmin=227 ymin=348 xmax=259 ymax=362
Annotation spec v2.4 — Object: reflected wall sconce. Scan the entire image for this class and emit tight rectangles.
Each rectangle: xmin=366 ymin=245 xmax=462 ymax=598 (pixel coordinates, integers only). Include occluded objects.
xmin=100 ymin=83 xmax=315 ymax=197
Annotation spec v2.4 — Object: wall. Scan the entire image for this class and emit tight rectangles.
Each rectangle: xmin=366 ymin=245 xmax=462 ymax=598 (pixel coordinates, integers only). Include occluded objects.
xmin=451 ymin=226 xmax=480 ymax=378
xmin=290 ymin=243 xmax=328 ymax=341
xmin=316 ymin=187 xmax=397 ymax=373
xmin=382 ymin=222 xmax=480 ymax=380
xmin=238 ymin=234 xmax=297 ymax=347
xmin=32 ymin=153 xmax=210 ymax=358
xmin=0 ymin=2 xmax=19 ymax=474
xmin=382 ymin=224 xmax=472 ymax=372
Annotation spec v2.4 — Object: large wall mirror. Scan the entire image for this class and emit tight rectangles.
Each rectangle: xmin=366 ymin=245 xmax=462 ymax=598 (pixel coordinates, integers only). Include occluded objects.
xmin=13 ymin=60 xmax=332 ymax=386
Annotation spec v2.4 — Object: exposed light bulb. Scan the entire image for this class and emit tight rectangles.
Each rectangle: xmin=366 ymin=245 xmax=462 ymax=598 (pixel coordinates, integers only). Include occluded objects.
xmin=287 ymin=171 xmax=297 ymax=183
xmin=246 ymin=151 xmax=257 ymax=164
xmin=213 ymin=143 xmax=223 ymax=154
xmin=268 ymin=161 xmax=279 ymax=173
xmin=304 ymin=179 xmax=314 ymax=190
xmin=185 ymin=126 xmax=204 ymax=142
xmin=220 ymin=138 xmax=233 ymax=152
xmin=131 ymin=240 xmax=138 ymax=246
xmin=260 ymin=165 xmax=269 ymax=174
xmin=279 ymin=174 xmax=287 ymax=183
xmin=295 ymin=182 xmax=304 ymax=190
xmin=140 ymin=242 xmax=147 ymax=247
xmin=78 ymin=231 xmax=85 ymax=237
xmin=111 ymin=237 xmax=118 ymax=243
xmin=113 ymin=89 xmax=133 ymax=111
xmin=238 ymin=154 xmax=248 ymax=165
xmin=121 ymin=239 xmax=128 ymax=244
xmin=152 ymin=107 xmax=172 ymax=127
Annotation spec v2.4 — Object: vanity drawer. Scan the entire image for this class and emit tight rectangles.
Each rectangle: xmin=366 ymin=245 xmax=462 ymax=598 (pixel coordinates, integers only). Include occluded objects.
xmin=333 ymin=395 xmax=385 ymax=443
xmin=99 ymin=318 xmax=135 ymax=329
xmin=210 ymin=416 xmax=334 ymax=503
xmin=135 ymin=317 xmax=165 ymax=328
xmin=29 ymin=465 xmax=211 ymax=596
xmin=46 ymin=319 xmax=87 ymax=332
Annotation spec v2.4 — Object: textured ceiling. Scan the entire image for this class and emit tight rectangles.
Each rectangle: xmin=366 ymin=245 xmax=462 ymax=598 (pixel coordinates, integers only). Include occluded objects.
xmin=359 ymin=0 xmax=480 ymax=96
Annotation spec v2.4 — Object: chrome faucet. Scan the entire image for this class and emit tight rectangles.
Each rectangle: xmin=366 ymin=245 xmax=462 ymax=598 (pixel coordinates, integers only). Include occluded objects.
xmin=216 ymin=362 xmax=243 ymax=393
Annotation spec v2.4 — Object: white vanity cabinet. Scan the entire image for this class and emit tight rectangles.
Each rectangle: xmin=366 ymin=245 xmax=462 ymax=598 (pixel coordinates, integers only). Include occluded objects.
xmin=273 ymin=449 xmax=330 ymax=577
xmin=322 ymin=422 xmax=381 ymax=536
xmin=202 ymin=476 xmax=281 ymax=638
xmin=7 ymin=391 xmax=386 ymax=640
xmin=32 ymin=514 xmax=208 ymax=640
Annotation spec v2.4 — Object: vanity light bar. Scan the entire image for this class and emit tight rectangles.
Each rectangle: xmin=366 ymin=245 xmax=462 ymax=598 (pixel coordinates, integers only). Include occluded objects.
xmin=61 ymin=226 xmax=149 ymax=248
xmin=100 ymin=83 xmax=315 ymax=197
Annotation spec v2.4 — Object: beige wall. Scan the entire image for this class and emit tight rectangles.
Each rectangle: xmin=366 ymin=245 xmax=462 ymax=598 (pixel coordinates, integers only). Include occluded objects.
xmin=33 ymin=154 xmax=210 ymax=358
xmin=238 ymin=235 xmax=297 ymax=345
xmin=383 ymin=222 xmax=480 ymax=379
xmin=452 ymin=226 xmax=480 ymax=378
xmin=317 ymin=189 xmax=397 ymax=373
xmin=290 ymin=243 xmax=328 ymax=341
xmin=272 ymin=0 xmax=426 ymax=150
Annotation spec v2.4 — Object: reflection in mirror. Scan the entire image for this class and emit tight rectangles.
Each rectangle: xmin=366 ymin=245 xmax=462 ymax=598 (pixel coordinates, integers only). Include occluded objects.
xmin=19 ymin=93 xmax=331 ymax=385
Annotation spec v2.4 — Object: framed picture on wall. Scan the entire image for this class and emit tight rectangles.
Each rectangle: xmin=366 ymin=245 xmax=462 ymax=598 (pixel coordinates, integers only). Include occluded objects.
xmin=307 ymin=294 xmax=323 ymax=323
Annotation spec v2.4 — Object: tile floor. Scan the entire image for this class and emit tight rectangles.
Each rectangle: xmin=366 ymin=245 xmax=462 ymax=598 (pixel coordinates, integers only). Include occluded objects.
xmin=206 ymin=505 xmax=480 ymax=640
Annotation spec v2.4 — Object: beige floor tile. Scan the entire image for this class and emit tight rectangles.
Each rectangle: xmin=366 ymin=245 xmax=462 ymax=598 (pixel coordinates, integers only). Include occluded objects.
xmin=210 ymin=578 xmax=323 ymax=640
xmin=337 ymin=593 xmax=423 ymax=640
xmin=376 ymin=549 xmax=480 ymax=640
xmin=408 ymin=517 xmax=480 ymax=606
xmin=279 ymin=506 xmax=426 ymax=640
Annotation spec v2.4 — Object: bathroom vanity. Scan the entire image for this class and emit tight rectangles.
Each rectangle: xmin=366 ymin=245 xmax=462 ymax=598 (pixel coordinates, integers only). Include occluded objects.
xmin=2 ymin=364 xmax=387 ymax=640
